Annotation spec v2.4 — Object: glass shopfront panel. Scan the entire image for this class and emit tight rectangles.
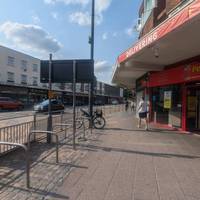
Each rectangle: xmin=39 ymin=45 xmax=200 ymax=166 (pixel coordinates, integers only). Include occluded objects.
xmin=151 ymin=84 xmax=182 ymax=127
xmin=186 ymin=86 xmax=200 ymax=130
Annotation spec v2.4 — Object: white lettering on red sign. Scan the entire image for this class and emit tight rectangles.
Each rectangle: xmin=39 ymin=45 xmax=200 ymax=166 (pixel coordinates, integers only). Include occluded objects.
xmin=125 ymin=31 xmax=158 ymax=59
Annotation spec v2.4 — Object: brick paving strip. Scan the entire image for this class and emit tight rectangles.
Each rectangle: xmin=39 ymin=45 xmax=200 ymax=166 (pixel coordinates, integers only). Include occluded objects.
xmin=1 ymin=112 xmax=200 ymax=200
xmin=0 ymin=125 xmax=102 ymax=200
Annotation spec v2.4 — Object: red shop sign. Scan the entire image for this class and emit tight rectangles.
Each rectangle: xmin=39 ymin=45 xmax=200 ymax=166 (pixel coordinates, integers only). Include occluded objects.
xmin=149 ymin=62 xmax=200 ymax=87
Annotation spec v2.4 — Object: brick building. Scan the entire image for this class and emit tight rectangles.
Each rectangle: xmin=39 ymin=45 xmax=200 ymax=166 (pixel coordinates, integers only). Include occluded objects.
xmin=113 ymin=0 xmax=200 ymax=132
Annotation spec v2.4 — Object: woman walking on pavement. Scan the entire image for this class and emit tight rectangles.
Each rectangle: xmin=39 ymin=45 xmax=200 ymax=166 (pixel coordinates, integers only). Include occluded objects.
xmin=137 ymin=96 xmax=149 ymax=130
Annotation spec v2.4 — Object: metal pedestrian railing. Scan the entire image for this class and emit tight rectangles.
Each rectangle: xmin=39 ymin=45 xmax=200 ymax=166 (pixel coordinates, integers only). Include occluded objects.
xmin=0 ymin=104 xmax=125 ymax=155
xmin=0 ymin=104 xmax=125 ymax=189
xmin=28 ymin=130 xmax=59 ymax=163
xmin=0 ymin=141 xmax=30 ymax=188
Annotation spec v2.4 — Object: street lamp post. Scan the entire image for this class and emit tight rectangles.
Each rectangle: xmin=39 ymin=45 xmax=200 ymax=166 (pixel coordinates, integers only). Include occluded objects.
xmin=89 ymin=0 xmax=95 ymax=128
xmin=47 ymin=53 xmax=52 ymax=143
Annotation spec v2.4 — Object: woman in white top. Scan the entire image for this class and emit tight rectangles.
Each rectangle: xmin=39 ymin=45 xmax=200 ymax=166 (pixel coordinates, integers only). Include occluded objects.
xmin=137 ymin=97 xmax=148 ymax=130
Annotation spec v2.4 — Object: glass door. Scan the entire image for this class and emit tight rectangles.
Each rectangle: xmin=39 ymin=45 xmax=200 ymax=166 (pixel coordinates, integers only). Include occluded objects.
xmin=197 ymin=90 xmax=200 ymax=129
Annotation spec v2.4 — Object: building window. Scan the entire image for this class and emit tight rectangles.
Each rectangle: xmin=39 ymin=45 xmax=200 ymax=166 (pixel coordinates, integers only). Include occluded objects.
xmin=7 ymin=56 xmax=15 ymax=67
xmin=21 ymin=74 xmax=27 ymax=85
xmin=32 ymin=77 xmax=38 ymax=86
xmin=21 ymin=60 xmax=28 ymax=72
xmin=7 ymin=72 xmax=15 ymax=83
xmin=33 ymin=64 xmax=38 ymax=72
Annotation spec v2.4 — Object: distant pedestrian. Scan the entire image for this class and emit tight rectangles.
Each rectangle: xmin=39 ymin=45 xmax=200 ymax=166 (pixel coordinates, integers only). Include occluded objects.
xmin=137 ymin=97 xmax=149 ymax=130
xmin=130 ymin=101 xmax=135 ymax=111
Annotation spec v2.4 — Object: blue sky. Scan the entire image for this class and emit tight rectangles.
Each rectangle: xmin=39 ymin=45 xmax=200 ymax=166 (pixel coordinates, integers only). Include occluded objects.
xmin=0 ymin=0 xmax=141 ymax=83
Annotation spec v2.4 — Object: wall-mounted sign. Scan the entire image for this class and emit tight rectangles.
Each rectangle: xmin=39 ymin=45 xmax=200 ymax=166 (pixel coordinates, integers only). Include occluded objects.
xmin=164 ymin=91 xmax=172 ymax=109
xmin=190 ymin=63 xmax=200 ymax=73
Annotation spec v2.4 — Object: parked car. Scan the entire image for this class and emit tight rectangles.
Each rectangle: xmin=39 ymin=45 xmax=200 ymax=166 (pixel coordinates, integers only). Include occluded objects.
xmin=111 ymin=100 xmax=119 ymax=105
xmin=0 ymin=97 xmax=24 ymax=111
xmin=34 ymin=99 xmax=65 ymax=112
xmin=94 ymin=100 xmax=104 ymax=105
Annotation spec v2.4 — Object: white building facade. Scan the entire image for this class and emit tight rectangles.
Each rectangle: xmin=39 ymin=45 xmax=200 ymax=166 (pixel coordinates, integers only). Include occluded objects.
xmin=0 ymin=46 xmax=41 ymax=87
xmin=0 ymin=45 xmax=124 ymax=106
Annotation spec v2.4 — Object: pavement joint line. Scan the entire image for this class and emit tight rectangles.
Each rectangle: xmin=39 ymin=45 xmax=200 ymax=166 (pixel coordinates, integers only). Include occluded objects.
xmin=165 ymin=144 xmax=187 ymax=200
xmin=102 ymin=153 xmax=123 ymax=200
xmin=152 ymin=153 xmax=161 ymax=200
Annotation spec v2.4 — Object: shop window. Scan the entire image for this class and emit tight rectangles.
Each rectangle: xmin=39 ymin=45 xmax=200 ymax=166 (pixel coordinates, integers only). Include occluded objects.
xmin=7 ymin=72 xmax=15 ymax=83
xmin=7 ymin=56 xmax=15 ymax=67
xmin=151 ymin=85 xmax=182 ymax=127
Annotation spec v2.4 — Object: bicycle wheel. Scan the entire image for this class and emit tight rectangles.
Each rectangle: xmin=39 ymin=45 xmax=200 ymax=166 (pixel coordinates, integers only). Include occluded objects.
xmin=76 ymin=119 xmax=83 ymax=129
xmin=93 ymin=117 xmax=106 ymax=129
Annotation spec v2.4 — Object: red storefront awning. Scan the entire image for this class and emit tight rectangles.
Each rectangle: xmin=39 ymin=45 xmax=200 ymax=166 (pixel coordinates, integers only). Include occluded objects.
xmin=113 ymin=0 xmax=200 ymax=88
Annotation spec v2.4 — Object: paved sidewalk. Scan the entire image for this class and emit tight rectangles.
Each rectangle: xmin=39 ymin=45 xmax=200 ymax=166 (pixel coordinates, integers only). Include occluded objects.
xmin=1 ymin=112 xmax=200 ymax=200
xmin=51 ymin=112 xmax=200 ymax=200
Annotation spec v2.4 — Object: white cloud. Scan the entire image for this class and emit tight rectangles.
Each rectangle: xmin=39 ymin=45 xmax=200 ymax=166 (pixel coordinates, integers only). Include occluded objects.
xmin=102 ymin=32 xmax=108 ymax=40
xmin=45 ymin=0 xmax=112 ymax=27
xmin=95 ymin=0 xmax=112 ymax=14
xmin=95 ymin=60 xmax=111 ymax=74
xmin=69 ymin=12 xmax=91 ymax=26
xmin=32 ymin=15 xmax=41 ymax=24
xmin=51 ymin=12 xmax=59 ymax=20
xmin=0 ymin=21 xmax=62 ymax=54
xmin=44 ymin=0 xmax=89 ymax=6
xmin=126 ymin=26 xmax=135 ymax=37
xmin=69 ymin=11 xmax=103 ymax=26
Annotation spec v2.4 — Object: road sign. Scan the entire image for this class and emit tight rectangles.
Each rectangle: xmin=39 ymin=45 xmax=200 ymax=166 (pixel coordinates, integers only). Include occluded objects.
xmin=48 ymin=90 xmax=54 ymax=98
xmin=40 ymin=59 xmax=94 ymax=83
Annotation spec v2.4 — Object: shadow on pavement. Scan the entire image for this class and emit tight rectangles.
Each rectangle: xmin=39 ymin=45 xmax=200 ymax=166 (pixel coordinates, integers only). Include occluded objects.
xmin=104 ymin=127 xmax=192 ymax=135
xmin=0 ymin=182 xmax=69 ymax=199
xmin=78 ymin=143 xmax=200 ymax=159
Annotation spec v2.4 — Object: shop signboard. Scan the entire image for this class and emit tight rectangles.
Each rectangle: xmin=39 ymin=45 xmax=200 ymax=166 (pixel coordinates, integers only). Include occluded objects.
xmin=164 ymin=91 xmax=172 ymax=109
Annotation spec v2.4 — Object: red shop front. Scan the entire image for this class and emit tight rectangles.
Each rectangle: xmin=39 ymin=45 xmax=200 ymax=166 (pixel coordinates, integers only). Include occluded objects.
xmin=148 ymin=61 xmax=200 ymax=132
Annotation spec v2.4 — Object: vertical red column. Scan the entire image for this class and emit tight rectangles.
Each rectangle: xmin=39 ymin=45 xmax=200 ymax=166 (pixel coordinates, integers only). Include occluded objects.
xmin=182 ymin=84 xmax=187 ymax=131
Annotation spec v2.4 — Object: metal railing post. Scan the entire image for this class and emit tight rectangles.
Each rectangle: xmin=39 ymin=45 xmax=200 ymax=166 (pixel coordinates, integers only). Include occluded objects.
xmin=33 ymin=113 xmax=37 ymax=141
xmin=28 ymin=131 xmax=59 ymax=163
xmin=0 ymin=142 xmax=30 ymax=188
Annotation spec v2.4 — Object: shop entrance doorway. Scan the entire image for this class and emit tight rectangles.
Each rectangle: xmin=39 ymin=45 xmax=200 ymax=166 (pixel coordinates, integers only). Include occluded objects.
xmin=187 ymin=86 xmax=200 ymax=131
xmin=197 ymin=90 xmax=200 ymax=130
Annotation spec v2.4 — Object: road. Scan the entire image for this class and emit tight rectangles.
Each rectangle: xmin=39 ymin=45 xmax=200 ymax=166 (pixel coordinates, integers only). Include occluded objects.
xmin=0 ymin=106 xmax=79 ymax=128
xmin=0 ymin=104 xmax=119 ymax=128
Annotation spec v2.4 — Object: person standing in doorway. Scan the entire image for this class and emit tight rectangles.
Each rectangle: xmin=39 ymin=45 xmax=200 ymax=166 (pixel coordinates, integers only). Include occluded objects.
xmin=137 ymin=97 xmax=149 ymax=130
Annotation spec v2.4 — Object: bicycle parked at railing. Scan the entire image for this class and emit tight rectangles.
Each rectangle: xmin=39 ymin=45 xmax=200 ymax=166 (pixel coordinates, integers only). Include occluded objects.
xmin=76 ymin=108 xmax=106 ymax=129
